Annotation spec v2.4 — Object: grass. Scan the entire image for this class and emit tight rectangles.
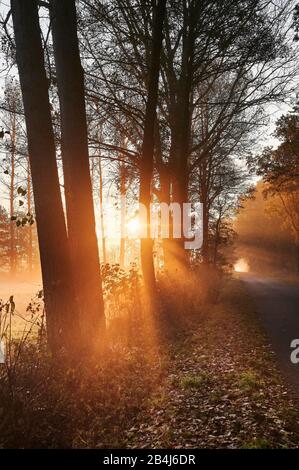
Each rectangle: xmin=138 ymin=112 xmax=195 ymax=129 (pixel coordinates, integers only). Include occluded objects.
xmin=243 ymin=438 xmax=271 ymax=449
xmin=238 ymin=370 xmax=261 ymax=392
xmin=180 ymin=372 xmax=209 ymax=389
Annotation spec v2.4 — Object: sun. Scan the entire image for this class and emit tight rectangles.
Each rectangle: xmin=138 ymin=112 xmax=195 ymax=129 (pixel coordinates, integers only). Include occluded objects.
xmin=234 ymin=258 xmax=249 ymax=273
xmin=126 ymin=217 xmax=140 ymax=236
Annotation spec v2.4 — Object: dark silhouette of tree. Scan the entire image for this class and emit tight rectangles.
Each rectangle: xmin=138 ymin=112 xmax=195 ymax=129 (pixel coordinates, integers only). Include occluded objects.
xmin=139 ymin=0 xmax=166 ymax=294
xmin=50 ymin=0 xmax=105 ymax=349
xmin=258 ymin=109 xmax=299 ymax=272
xmin=11 ymin=0 xmax=80 ymax=354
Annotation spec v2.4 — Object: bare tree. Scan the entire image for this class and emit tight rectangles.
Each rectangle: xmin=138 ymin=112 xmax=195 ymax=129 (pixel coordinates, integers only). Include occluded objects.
xmin=139 ymin=0 xmax=166 ymax=293
xmin=11 ymin=0 xmax=80 ymax=354
xmin=50 ymin=0 xmax=105 ymax=347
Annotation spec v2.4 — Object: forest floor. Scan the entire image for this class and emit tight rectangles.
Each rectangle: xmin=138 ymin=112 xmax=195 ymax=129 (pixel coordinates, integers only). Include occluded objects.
xmin=124 ymin=278 xmax=299 ymax=448
xmin=1 ymin=277 xmax=299 ymax=448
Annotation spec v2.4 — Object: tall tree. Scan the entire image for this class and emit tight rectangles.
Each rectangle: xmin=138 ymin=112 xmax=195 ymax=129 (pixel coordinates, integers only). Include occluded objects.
xmin=139 ymin=0 xmax=166 ymax=294
xmin=11 ymin=0 xmax=80 ymax=354
xmin=99 ymin=156 xmax=107 ymax=265
xmin=0 ymin=79 xmax=21 ymax=276
xmin=9 ymin=95 xmax=16 ymax=276
xmin=26 ymin=156 xmax=33 ymax=272
xmin=258 ymin=110 xmax=299 ymax=273
xmin=81 ymin=0 xmax=295 ymax=274
xmin=119 ymin=158 xmax=126 ymax=268
xmin=50 ymin=0 xmax=105 ymax=345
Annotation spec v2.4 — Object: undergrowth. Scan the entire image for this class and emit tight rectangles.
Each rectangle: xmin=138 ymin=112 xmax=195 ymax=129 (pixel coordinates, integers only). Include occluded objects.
xmin=0 ymin=267 xmax=298 ymax=448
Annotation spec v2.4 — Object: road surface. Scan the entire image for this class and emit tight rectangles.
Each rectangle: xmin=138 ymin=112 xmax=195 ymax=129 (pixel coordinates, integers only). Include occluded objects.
xmin=241 ymin=274 xmax=299 ymax=393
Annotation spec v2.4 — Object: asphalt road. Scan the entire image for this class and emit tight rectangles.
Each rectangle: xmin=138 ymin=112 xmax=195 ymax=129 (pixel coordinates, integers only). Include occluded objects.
xmin=241 ymin=274 xmax=299 ymax=393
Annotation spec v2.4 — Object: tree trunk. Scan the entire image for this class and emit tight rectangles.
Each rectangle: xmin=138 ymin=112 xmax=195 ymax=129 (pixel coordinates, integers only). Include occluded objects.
xmin=27 ymin=157 xmax=33 ymax=272
xmin=119 ymin=158 xmax=126 ymax=268
xmin=11 ymin=0 xmax=80 ymax=354
xmin=213 ymin=217 xmax=221 ymax=266
xmin=170 ymin=1 xmax=197 ymax=270
xmin=139 ymin=0 xmax=166 ymax=294
xmin=200 ymin=176 xmax=209 ymax=264
xmin=9 ymin=111 xmax=16 ymax=276
xmin=160 ymin=165 xmax=173 ymax=270
xmin=99 ymin=156 xmax=107 ymax=264
xmin=50 ymin=0 xmax=105 ymax=347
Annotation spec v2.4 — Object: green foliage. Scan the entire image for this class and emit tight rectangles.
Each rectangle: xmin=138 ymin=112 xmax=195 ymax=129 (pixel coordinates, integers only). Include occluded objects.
xmin=238 ymin=370 xmax=262 ymax=392
xmin=101 ymin=263 xmax=139 ymax=297
xmin=243 ymin=438 xmax=271 ymax=449
xmin=101 ymin=263 xmax=140 ymax=319
xmin=258 ymin=109 xmax=299 ymax=188
xmin=180 ymin=373 xmax=209 ymax=390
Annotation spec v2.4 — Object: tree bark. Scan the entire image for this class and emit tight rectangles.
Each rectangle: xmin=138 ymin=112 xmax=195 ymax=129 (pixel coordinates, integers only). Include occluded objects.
xmin=120 ymin=160 xmax=126 ymax=269
xmin=27 ymin=157 xmax=33 ymax=272
xmin=9 ymin=110 xmax=16 ymax=276
xmin=213 ymin=216 xmax=221 ymax=266
xmin=169 ymin=1 xmax=197 ymax=270
xmin=50 ymin=0 xmax=105 ymax=347
xmin=139 ymin=0 xmax=166 ymax=294
xmin=200 ymin=160 xmax=209 ymax=264
xmin=11 ymin=0 xmax=80 ymax=354
xmin=99 ymin=156 xmax=107 ymax=265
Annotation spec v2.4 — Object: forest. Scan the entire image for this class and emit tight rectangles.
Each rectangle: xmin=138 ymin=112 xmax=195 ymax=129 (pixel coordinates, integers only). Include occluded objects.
xmin=0 ymin=0 xmax=299 ymax=455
